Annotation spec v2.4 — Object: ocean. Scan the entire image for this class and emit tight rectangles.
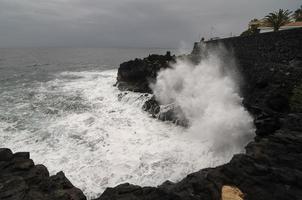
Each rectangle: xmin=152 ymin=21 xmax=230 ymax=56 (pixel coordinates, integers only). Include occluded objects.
xmin=0 ymin=48 xmax=236 ymax=199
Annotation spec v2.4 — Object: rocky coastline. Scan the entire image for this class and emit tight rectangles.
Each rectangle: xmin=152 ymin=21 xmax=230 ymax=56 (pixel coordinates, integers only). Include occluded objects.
xmin=1 ymin=28 xmax=302 ymax=200
xmin=0 ymin=148 xmax=86 ymax=200
xmin=100 ymin=28 xmax=302 ymax=200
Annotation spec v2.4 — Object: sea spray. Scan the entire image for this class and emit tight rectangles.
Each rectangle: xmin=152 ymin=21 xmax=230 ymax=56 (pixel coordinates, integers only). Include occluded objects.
xmin=152 ymin=47 xmax=255 ymax=154
xmin=1 ymin=69 xmax=242 ymax=198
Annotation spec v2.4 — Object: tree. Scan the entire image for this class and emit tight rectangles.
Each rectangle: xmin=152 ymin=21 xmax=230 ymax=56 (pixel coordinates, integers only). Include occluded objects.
xmin=240 ymin=19 xmax=261 ymax=36
xmin=249 ymin=18 xmax=262 ymax=33
xmin=293 ymin=5 xmax=302 ymax=21
xmin=264 ymin=9 xmax=292 ymax=32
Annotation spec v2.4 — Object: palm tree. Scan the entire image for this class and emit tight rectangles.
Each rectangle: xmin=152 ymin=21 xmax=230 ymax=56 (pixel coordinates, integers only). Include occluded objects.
xmin=264 ymin=9 xmax=292 ymax=32
xmin=293 ymin=6 xmax=302 ymax=21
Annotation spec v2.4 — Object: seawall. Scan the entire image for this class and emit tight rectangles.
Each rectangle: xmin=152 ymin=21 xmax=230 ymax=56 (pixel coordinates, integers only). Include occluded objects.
xmin=201 ymin=28 xmax=302 ymax=116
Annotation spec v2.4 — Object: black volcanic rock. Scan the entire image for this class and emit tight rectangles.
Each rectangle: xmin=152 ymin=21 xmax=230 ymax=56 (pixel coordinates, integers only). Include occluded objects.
xmin=0 ymin=148 xmax=86 ymax=200
xmin=254 ymin=114 xmax=280 ymax=136
xmin=142 ymin=96 xmax=188 ymax=126
xmin=142 ymin=96 xmax=160 ymax=117
xmin=0 ymin=148 xmax=13 ymax=161
xmin=116 ymin=52 xmax=175 ymax=93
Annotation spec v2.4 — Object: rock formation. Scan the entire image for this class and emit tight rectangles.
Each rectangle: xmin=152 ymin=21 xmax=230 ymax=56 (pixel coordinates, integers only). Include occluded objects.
xmin=0 ymin=148 xmax=86 ymax=200
xmin=116 ymin=51 xmax=175 ymax=93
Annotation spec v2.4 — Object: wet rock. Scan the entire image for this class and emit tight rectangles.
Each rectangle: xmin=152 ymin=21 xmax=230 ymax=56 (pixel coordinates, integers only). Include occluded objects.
xmin=142 ymin=97 xmax=188 ymax=126
xmin=142 ymin=96 xmax=160 ymax=116
xmin=0 ymin=148 xmax=13 ymax=161
xmin=254 ymin=114 xmax=280 ymax=136
xmin=117 ymin=52 xmax=175 ymax=93
xmin=13 ymin=152 xmax=30 ymax=160
xmin=280 ymin=113 xmax=302 ymax=131
xmin=158 ymin=104 xmax=188 ymax=126
xmin=0 ymin=176 xmax=28 ymax=200
xmin=0 ymin=149 xmax=86 ymax=200
xmin=266 ymin=94 xmax=290 ymax=112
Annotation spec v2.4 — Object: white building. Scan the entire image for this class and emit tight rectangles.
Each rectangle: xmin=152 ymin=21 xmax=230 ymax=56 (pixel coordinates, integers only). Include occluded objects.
xmin=258 ymin=21 xmax=302 ymax=33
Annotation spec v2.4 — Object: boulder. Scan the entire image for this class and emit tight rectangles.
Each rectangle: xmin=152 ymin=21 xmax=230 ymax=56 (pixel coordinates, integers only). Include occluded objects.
xmin=0 ymin=148 xmax=13 ymax=161
xmin=0 ymin=149 xmax=87 ymax=200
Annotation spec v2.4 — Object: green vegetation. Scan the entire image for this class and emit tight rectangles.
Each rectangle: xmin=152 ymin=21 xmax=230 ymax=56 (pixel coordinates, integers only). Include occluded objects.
xmin=240 ymin=19 xmax=261 ymax=36
xmin=293 ymin=6 xmax=302 ymax=21
xmin=264 ymin=9 xmax=292 ymax=32
xmin=241 ymin=5 xmax=301 ymax=35
xmin=290 ymin=83 xmax=302 ymax=112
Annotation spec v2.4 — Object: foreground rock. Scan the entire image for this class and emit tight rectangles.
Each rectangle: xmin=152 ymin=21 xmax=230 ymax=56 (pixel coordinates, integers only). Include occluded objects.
xmin=0 ymin=148 xmax=86 ymax=200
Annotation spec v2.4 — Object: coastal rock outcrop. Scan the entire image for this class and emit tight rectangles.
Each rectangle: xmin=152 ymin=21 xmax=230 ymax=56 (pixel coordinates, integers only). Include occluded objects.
xmin=0 ymin=148 xmax=86 ymax=200
xmin=116 ymin=52 xmax=175 ymax=93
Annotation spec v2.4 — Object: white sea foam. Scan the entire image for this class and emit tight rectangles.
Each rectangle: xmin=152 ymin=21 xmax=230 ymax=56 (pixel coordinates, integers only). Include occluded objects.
xmin=152 ymin=49 xmax=255 ymax=154
xmin=0 ymin=69 xmax=247 ymax=199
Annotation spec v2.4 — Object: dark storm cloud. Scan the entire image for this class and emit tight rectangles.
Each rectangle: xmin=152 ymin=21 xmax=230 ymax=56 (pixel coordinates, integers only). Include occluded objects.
xmin=0 ymin=0 xmax=300 ymax=48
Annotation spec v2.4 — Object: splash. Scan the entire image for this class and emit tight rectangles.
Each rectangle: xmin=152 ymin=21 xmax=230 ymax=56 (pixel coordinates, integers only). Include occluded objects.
xmin=1 ymin=69 xmax=239 ymax=199
xmin=152 ymin=47 xmax=255 ymax=154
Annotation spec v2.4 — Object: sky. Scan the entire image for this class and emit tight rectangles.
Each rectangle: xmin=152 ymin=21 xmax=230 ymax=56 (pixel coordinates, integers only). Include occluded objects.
xmin=0 ymin=0 xmax=301 ymax=48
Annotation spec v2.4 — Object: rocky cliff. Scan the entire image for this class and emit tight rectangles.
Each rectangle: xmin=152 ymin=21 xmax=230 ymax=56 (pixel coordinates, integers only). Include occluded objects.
xmin=116 ymin=52 xmax=175 ymax=93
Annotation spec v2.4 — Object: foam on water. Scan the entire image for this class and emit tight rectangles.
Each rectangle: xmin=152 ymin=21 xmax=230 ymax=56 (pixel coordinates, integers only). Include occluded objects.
xmin=1 ymin=70 xmax=240 ymax=199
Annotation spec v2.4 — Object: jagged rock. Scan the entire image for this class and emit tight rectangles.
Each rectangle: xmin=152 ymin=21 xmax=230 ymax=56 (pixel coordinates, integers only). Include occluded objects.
xmin=142 ymin=97 xmax=188 ymax=126
xmin=117 ymin=52 xmax=175 ymax=93
xmin=13 ymin=152 xmax=30 ymax=160
xmin=254 ymin=114 xmax=280 ymax=136
xmin=158 ymin=104 xmax=188 ymax=126
xmin=280 ymin=113 xmax=302 ymax=131
xmin=0 ymin=148 xmax=13 ymax=161
xmin=142 ymin=96 xmax=160 ymax=117
xmin=266 ymin=94 xmax=290 ymax=112
xmin=0 ymin=150 xmax=86 ymax=200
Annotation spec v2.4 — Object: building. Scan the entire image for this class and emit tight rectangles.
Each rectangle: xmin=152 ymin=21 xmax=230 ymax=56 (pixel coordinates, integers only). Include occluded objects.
xmin=258 ymin=21 xmax=302 ymax=33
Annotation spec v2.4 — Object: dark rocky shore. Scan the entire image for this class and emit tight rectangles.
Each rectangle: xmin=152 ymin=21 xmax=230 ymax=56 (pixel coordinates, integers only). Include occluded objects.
xmin=1 ymin=28 xmax=302 ymax=200
xmin=0 ymin=148 xmax=86 ymax=200
xmin=116 ymin=52 xmax=175 ymax=93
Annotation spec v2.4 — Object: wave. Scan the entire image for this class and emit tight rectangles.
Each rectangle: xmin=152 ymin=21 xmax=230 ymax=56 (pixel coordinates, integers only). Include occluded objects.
xmin=0 ymin=69 xmax=244 ymax=199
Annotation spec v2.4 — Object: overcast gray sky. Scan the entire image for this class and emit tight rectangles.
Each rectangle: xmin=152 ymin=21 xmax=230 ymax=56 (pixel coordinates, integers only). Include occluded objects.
xmin=0 ymin=0 xmax=300 ymax=48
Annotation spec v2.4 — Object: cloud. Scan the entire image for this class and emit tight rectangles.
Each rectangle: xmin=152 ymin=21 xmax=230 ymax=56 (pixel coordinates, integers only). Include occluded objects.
xmin=0 ymin=0 xmax=300 ymax=48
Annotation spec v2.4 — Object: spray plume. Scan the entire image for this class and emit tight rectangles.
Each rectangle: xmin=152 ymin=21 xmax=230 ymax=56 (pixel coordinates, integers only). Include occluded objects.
xmin=152 ymin=46 xmax=255 ymax=154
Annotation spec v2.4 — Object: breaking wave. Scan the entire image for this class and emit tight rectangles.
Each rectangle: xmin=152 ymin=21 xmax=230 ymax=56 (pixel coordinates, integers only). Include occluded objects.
xmin=152 ymin=48 xmax=255 ymax=154
xmin=1 ymin=69 xmax=250 ymax=199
